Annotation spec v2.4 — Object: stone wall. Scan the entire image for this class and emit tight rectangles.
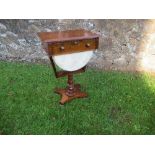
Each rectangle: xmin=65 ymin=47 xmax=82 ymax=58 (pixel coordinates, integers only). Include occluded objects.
xmin=0 ymin=19 xmax=155 ymax=72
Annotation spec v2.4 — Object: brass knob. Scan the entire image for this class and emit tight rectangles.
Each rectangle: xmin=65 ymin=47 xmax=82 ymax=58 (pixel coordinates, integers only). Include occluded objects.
xmin=60 ymin=46 xmax=65 ymax=50
xmin=86 ymin=43 xmax=90 ymax=47
xmin=74 ymin=41 xmax=78 ymax=45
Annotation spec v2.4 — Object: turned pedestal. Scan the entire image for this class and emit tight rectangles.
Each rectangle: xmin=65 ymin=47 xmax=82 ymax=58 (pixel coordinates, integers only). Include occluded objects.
xmin=55 ymin=73 xmax=87 ymax=104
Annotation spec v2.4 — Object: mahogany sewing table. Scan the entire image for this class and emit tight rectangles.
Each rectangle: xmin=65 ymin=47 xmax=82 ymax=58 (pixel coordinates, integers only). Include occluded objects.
xmin=38 ymin=29 xmax=99 ymax=104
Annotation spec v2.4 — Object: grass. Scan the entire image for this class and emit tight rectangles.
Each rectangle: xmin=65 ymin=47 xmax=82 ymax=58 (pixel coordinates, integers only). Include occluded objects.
xmin=0 ymin=61 xmax=155 ymax=135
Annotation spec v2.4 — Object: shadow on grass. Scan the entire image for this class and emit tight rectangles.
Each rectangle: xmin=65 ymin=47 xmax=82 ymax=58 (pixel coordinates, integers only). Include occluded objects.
xmin=0 ymin=61 xmax=155 ymax=134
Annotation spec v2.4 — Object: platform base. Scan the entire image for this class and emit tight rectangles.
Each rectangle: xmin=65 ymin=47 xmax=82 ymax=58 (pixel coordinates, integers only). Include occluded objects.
xmin=55 ymin=84 xmax=87 ymax=104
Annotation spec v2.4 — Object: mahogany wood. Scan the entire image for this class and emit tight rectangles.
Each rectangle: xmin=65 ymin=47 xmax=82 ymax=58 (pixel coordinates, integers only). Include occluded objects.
xmin=38 ymin=29 xmax=99 ymax=104
xmin=38 ymin=29 xmax=99 ymax=43
xmin=48 ymin=38 xmax=98 ymax=56
xmin=55 ymin=81 xmax=88 ymax=104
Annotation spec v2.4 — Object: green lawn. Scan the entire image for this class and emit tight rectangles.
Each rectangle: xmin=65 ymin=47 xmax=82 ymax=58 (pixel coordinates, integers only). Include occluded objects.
xmin=0 ymin=61 xmax=155 ymax=135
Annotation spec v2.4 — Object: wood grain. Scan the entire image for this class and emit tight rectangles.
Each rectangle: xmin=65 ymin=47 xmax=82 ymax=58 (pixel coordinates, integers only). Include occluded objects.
xmin=38 ymin=29 xmax=99 ymax=43
xmin=47 ymin=38 xmax=98 ymax=56
xmin=38 ymin=29 xmax=99 ymax=104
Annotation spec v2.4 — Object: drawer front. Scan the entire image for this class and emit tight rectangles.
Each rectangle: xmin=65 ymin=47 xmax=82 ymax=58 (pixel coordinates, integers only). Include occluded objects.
xmin=48 ymin=38 xmax=98 ymax=56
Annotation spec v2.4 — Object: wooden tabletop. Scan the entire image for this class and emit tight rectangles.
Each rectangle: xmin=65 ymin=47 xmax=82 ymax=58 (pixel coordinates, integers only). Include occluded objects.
xmin=38 ymin=29 xmax=99 ymax=43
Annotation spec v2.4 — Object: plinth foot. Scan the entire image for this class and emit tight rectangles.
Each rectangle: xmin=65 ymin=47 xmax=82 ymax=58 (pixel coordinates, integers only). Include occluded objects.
xmin=54 ymin=84 xmax=87 ymax=104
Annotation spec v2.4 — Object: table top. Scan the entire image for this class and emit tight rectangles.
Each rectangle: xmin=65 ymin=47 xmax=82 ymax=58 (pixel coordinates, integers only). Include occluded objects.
xmin=38 ymin=29 xmax=99 ymax=43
